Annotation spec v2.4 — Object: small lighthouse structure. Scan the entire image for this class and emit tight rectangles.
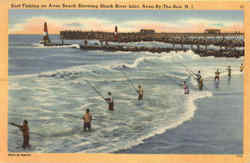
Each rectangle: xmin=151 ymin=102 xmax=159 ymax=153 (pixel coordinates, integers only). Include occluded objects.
xmin=41 ymin=22 xmax=51 ymax=44
xmin=114 ymin=25 xmax=118 ymax=41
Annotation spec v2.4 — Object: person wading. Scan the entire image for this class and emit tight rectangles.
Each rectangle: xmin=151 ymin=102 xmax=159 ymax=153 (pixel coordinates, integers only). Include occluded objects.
xmin=184 ymin=81 xmax=189 ymax=95
xmin=240 ymin=63 xmax=244 ymax=72
xmin=105 ymin=92 xmax=114 ymax=111
xmin=82 ymin=109 xmax=92 ymax=132
xmin=199 ymin=77 xmax=204 ymax=90
xmin=227 ymin=66 xmax=232 ymax=78
xmin=193 ymin=70 xmax=203 ymax=90
xmin=10 ymin=120 xmax=31 ymax=149
xmin=137 ymin=85 xmax=144 ymax=101
xmin=214 ymin=69 xmax=220 ymax=81
xmin=194 ymin=70 xmax=201 ymax=81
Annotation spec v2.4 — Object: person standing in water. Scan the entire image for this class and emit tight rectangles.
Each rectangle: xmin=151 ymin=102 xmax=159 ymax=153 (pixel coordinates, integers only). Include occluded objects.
xmin=82 ymin=109 xmax=92 ymax=132
xmin=183 ymin=81 xmax=189 ymax=95
xmin=227 ymin=66 xmax=232 ymax=78
xmin=105 ymin=92 xmax=114 ymax=111
xmin=9 ymin=120 xmax=31 ymax=149
xmin=240 ymin=63 xmax=244 ymax=72
xmin=194 ymin=70 xmax=201 ymax=81
xmin=214 ymin=69 xmax=220 ymax=81
xmin=199 ymin=77 xmax=204 ymax=90
xmin=193 ymin=70 xmax=203 ymax=90
xmin=137 ymin=85 xmax=144 ymax=101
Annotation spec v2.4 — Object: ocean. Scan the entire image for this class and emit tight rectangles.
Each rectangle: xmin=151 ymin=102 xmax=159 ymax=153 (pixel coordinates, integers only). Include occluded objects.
xmin=8 ymin=35 xmax=243 ymax=153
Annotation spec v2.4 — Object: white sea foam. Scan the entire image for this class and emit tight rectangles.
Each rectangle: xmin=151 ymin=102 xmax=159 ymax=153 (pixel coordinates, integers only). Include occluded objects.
xmin=33 ymin=43 xmax=80 ymax=49
xmin=8 ymin=42 xmax=243 ymax=153
xmin=81 ymin=90 xmax=213 ymax=153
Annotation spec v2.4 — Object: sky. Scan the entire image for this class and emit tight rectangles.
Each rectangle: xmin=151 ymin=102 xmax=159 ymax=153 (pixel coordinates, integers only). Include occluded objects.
xmin=8 ymin=10 xmax=244 ymax=34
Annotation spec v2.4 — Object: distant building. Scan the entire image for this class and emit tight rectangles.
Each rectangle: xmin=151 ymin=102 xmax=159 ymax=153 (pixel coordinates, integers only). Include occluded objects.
xmin=140 ymin=29 xmax=155 ymax=34
xmin=114 ymin=25 xmax=118 ymax=40
xmin=204 ymin=29 xmax=221 ymax=34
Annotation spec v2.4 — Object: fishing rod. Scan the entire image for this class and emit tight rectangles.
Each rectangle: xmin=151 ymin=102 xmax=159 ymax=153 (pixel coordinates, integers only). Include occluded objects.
xmin=15 ymin=128 xmax=20 ymax=147
xmin=184 ymin=66 xmax=197 ymax=79
xmin=9 ymin=122 xmax=22 ymax=128
xmin=9 ymin=122 xmax=26 ymax=147
xmin=169 ymin=53 xmax=210 ymax=91
xmin=169 ymin=54 xmax=217 ymax=91
xmin=84 ymin=80 xmax=108 ymax=103
xmin=164 ymin=74 xmax=184 ymax=87
xmin=170 ymin=53 xmax=198 ymax=79
xmin=180 ymin=63 xmax=199 ymax=79
xmin=120 ymin=70 xmax=138 ymax=95
xmin=9 ymin=122 xmax=43 ymax=137
xmin=62 ymin=113 xmax=97 ymax=120
xmin=179 ymin=62 xmax=202 ymax=82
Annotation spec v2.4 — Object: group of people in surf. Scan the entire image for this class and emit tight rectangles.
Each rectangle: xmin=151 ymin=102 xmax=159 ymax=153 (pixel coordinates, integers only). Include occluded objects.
xmin=81 ymin=84 xmax=143 ymax=132
xmin=9 ymin=63 xmax=244 ymax=149
xmin=185 ymin=63 xmax=244 ymax=93
xmin=9 ymin=83 xmax=144 ymax=149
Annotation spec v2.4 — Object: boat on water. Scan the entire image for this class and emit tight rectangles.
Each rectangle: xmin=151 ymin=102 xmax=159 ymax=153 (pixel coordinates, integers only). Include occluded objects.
xmin=40 ymin=22 xmax=72 ymax=47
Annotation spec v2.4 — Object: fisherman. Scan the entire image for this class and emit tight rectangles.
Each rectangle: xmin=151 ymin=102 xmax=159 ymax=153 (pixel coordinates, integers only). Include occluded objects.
xmin=9 ymin=120 xmax=31 ymax=149
xmin=105 ymin=92 xmax=114 ymax=111
xmin=199 ymin=77 xmax=204 ymax=90
xmin=193 ymin=70 xmax=203 ymax=90
xmin=184 ymin=81 xmax=189 ymax=95
xmin=240 ymin=63 xmax=244 ymax=72
xmin=82 ymin=109 xmax=92 ymax=132
xmin=227 ymin=66 xmax=232 ymax=78
xmin=137 ymin=85 xmax=144 ymax=100
xmin=214 ymin=69 xmax=220 ymax=81
xmin=194 ymin=70 xmax=201 ymax=81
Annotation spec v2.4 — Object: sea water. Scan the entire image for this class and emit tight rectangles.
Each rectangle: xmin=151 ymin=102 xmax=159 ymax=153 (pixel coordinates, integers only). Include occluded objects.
xmin=8 ymin=35 xmax=243 ymax=153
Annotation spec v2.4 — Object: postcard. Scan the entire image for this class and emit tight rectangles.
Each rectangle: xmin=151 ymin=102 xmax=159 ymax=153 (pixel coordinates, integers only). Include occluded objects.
xmin=0 ymin=0 xmax=249 ymax=163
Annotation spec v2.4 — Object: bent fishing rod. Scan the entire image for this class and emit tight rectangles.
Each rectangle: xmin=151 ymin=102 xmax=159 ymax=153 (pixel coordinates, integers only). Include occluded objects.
xmin=169 ymin=53 xmax=210 ymax=90
xmin=84 ymin=80 xmax=108 ymax=104
xmin=170 ymin=53 xmax=198 ymax=79
xmin=120 ymin=70 xmax=138 ymax=95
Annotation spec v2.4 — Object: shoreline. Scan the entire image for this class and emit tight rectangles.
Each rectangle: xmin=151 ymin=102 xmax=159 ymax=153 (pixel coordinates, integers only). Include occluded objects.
xmin=117 ymin=75 xmax=243 ymax=154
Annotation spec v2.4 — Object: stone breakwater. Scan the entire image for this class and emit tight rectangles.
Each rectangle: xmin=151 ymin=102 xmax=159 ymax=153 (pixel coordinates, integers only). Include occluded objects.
xmin=60 ymin=31 xmax=244 ymax=47
xmin=108 ymin=38 xmax=244 ymax=48
xmin=80 ymin=44 xmax=244 ymax=58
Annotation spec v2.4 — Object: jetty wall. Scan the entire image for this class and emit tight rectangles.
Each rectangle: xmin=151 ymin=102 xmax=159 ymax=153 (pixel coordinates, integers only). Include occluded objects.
xmin=60 ymin=31 xmax=244 ymax=48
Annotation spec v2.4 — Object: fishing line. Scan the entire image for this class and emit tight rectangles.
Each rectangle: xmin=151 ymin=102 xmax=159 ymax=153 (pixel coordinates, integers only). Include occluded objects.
xmin=84 ymin=79 xmax=108 ymax=104
xmin=169 ymin=53 xmax=210 ymax=91
xmin=119 ymin=70 xmax=138 ymax=95
xmin=15 ymin=129 xmax=20 ymax=147
xmin=170 ymin=52 xmax=196 ymax=79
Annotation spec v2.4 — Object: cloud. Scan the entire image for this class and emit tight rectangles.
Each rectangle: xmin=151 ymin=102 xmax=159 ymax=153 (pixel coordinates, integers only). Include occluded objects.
xmin=9 ymin=16 xmax=244 ymax=34
xmin=210 ymin=23 xmax=224 ymax=27
xmin=63 ymin=22 xmax=83 ymax=28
